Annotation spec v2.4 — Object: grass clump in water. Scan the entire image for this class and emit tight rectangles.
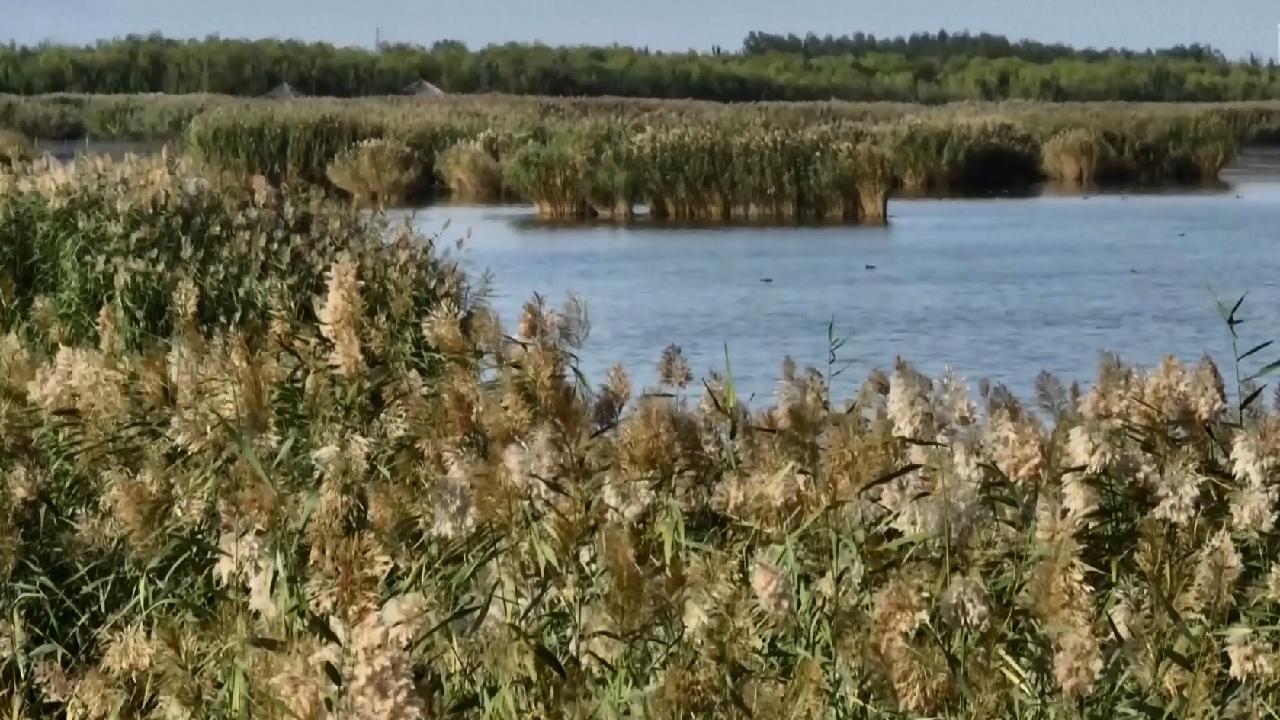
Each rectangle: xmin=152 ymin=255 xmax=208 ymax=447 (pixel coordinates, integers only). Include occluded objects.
xmin=437 ymin=139 xmax=504 ymax=201
xmin=1042 ymin=128 xmax=1108 ymax=184
xmin=502 ymin=138 xmax=595 ymax=219
xmin=326 ymin=138 xmax=420 ymax=208
xmin=1182 ymin=114 xmax=1240 ymax=180
xmin=852 ymin=141 xmax=896 ymax=222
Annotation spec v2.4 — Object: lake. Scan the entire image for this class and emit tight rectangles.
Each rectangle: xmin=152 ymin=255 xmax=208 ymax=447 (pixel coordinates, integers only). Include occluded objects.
xmin=401 ymin=150 xmax=1280 ymax=404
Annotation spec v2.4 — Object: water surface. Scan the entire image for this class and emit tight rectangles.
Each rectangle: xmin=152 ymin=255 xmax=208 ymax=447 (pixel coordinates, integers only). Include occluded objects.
xmin=398 ymin=151 xmax=1280 ymax=403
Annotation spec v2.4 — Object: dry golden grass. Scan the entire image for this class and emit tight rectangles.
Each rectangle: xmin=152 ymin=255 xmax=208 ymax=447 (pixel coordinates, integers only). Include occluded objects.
xmin=437 ymin=140 xmax=503 ymax=201
xmin=0 ymin=128 xmax=30 ymax=162
xmin=2 ymin=156 xmax=1280 ymax=718
xmin=325 ymin=138 xmax=420 ymax=208
xmin=1042 ymin=128 xmax=1108 ymax=183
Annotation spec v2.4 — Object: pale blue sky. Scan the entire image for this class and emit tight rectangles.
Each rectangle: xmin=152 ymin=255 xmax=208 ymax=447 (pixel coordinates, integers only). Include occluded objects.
xmin=9 ymin=0 xmax=1280 ymax=59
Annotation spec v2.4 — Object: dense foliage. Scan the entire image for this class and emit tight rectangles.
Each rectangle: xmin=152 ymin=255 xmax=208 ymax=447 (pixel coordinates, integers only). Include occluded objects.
xmin=4 ymin=156 xmax=1280 ymax=718
xmin=0 ymin=93 xmax=218 ymax=141
xmin=2 ymin=33 xmax=1280 ymax=102
xmin=0 ymin=94 xmax=1266 ymax=219
xmin=179 ymin=97 xmax=1250 ymax=214
xmin=741 ymin=31 xmax=1229 ymax=63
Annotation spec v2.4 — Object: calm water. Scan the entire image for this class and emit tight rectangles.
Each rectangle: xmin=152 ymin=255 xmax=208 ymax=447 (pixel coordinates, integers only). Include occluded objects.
xmin=395 ymin=151 xmax=1280 ymax=403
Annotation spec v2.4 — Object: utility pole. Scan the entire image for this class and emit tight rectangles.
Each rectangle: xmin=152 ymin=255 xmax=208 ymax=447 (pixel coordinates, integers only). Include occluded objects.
xmin=376 ymin=27 xmax=382 ymax=51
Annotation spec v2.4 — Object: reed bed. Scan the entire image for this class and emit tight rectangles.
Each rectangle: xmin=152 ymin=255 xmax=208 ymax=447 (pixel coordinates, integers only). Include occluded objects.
xmin=0 ymin=94 xmax=220 ymax=141
xmin=178 ymin=98 xmax=1253 ymax=217
xmin=185 ymin=102 xmax=478 ymax=193
xmin=0 ymin=94 xmax=1272 ymax=216
xmin=2 ymin=157 xmax=1280 ymax=717
xmin=890 ymin=119 xmax=1043 ymax=193
xmin=500 ymin=121 xmax=895 ymax=222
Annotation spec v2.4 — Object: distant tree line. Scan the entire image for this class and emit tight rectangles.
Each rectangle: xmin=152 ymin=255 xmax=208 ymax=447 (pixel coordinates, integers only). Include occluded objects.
xmin=0 ymin=32 xmax=1276 ymax=102
xmin=741 ymin=31 xmax=1228 ymax=63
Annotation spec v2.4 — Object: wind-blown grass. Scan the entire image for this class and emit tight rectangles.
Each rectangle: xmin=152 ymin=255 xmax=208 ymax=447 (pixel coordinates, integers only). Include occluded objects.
xmin=3 ymin=156 xmax=1280 ymax=718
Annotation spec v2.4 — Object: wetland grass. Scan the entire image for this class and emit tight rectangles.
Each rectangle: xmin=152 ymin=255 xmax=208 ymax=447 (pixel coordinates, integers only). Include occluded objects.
xmin=1042 ymin=128 xmax=1108 ymax=183
xmin=325 ymin=138 xmax=420 ymax=208
xmin=3 ymin=156 xmax=1280 ymax=717
xmin=0 ymin=94 xmax=1271 ymax=222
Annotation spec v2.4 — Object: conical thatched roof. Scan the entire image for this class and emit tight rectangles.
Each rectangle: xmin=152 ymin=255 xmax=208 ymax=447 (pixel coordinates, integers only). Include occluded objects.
xmin=403 ymin=79 xmax=446 ymax=98
xmin=264 ymin=82 xmax=302 ymax=99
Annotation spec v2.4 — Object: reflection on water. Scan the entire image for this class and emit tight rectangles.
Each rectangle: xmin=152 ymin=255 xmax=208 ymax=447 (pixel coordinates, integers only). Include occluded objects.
xmin=395 ymin=149 xmax=1280 ymax=403
xmin=1225 ymin=146 xmax=1280 ymax=181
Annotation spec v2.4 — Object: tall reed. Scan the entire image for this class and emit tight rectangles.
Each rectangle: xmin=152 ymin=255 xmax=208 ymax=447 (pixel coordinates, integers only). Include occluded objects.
xmin=326 ymin=138 xmax=420 ymax=208
xmin=2 ymin=94 xmax=1265 ymax=218
xmin=2 ymin=156 xmax=1279 ymax=719
xmin=502 ymin=137 xmax=596 ymax=218
xmin=436 ymin=140 xmax=504 ymax=201
xmin=894 ymin=118 xmax=1043 ymax=193
xmin=1042 ymin=128 xmax=1108 ymax=183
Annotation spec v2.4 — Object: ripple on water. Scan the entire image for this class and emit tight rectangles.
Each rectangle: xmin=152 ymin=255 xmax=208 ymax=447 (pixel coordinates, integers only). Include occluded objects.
xmin=395 ymin=158 xmax=1280 ymax=402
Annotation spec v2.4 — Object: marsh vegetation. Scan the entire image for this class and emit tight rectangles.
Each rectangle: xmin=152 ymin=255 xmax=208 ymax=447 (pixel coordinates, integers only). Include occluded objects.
xmin=3 ymin=94 xmax=1274 ymax=223
xmin=2 ymin=155 xmax=1280 ymax=718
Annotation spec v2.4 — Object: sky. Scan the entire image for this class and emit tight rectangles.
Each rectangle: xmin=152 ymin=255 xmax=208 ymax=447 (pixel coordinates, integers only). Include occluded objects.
xmin=8 ymin=0 xmax=1280 ymax=59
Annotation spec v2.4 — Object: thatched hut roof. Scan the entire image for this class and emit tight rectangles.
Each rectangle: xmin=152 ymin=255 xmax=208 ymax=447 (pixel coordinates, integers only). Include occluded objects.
xmin=263 ymin=82 xmax=302 ymax=99
xmin=403 ymin=79 xmax=446 ymax=98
